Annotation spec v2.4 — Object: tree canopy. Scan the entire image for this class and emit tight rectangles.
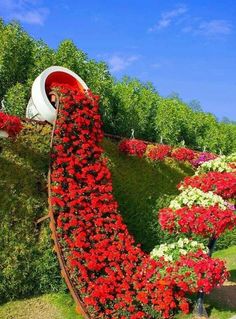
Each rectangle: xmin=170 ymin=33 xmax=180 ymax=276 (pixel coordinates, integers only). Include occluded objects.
xmin=0 ymin=19 xmax=235 ymax=154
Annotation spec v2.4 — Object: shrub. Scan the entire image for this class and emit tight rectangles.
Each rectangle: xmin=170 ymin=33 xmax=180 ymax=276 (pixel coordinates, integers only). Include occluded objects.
xmin=0 ymin=122 xmax=64 ymax=302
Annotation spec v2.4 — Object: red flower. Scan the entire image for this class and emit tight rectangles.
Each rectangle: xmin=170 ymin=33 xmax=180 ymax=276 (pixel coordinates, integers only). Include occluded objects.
xmin=146 ymin=144 xmax=172 ymax=161
xmin=118 ymin=139 xmax=147 ymax=158
xmin=0 ymin=112 xmax=22 ymax=137
xmin=171 ymin=147 xmax=195 ymax=161
xmin=49 ymin=83 xmax=229 ymax=319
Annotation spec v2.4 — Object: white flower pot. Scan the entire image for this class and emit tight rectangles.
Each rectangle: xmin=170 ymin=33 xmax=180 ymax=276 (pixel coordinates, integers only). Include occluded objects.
xmin=26 ymin=66 xmax=88 ymax=125
xmin=0 ymin=130 xmax=9 ymax=138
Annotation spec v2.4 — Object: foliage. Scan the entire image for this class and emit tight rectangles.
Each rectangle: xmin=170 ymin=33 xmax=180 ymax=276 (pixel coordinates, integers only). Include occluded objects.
xmin=107 ymin=77 xmax=160 ymax=139
xmin=0 ymin=19 xmax=236 ymax=154
xmin=0 ymin=22 xmax=33 ymax=101
xmin=0 ymin=122 xmax=64 ymax=302
xmin=3 ymin=83 xmax=28 ymax=117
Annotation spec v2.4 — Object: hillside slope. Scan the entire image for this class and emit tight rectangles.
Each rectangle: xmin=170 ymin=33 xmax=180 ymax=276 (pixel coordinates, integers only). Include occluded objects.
xmin=0 ymin=121 xmax=211 ymax=302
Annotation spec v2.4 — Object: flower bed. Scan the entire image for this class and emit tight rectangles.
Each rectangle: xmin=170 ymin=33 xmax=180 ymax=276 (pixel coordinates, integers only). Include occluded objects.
xmin=159 ymin=205 xmax=236 ymax=238
xmin=178 ymin=172 xmax=236 ymax=200
xmin=50 ymin=84 xmax=229 ymax=319
xmin=118 ymin=138 xmax=218 ymax=168
xmin=118 ymin=139 xmax=147 ymax=157
xmin=190 ymin=152 xmax=217 ymax=168
xmin=146 ymin=144 xmax=172 ymax=161
xmin=0 ymin=112 xmax=22 ymax=137
xmin=171 ymin=147 xmax=195 ymax=162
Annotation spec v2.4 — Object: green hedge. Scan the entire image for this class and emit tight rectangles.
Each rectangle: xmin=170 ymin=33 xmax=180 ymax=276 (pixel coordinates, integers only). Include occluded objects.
xmin=0 ymin=123 xmax=64 ymax=303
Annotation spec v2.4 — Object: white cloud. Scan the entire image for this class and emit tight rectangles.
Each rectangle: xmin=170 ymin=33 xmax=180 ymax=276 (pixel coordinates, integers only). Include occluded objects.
xmin=108 ymin=54 xmax=139 ymax=72
xmin=182 ymin=19 xmax=232 ymax=37
xmin=149 ymin=5 xmax=187 ymax=32
xmin=197 ymin=20 xmax=232 ymax=36
xmin=0 ymin=0 xmax=49 ymax=25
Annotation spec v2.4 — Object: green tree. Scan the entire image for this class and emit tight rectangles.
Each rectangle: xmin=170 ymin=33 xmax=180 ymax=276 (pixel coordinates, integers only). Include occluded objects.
xmin=155 ymin=98 xmax=193 ymax=145
xmin=108 ymin=77 xmax=160 ymax=139
xmin=4 ymin=83 xmax=28 ymax=117
xmin=0 ymin=22 xmax=33 ymax=101
xmin=55 ymin=40 xmax=87 ymax=78
xmin=28 ymin=40 xmax=55 ymax=83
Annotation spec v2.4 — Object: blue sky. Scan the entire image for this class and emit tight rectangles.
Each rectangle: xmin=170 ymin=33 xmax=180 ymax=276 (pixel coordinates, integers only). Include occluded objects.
xmin=0 ymin=0 xmax=236 ymax=120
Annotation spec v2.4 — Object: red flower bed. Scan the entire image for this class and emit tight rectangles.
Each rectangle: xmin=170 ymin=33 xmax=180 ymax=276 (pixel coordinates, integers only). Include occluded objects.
xmin=159 ymin=205 xmax=236 ymax=238
xmin=0 ymin=112 xmax=22 ymax=137
xmin=50 ymin=84 xmax=228 ymax=318
xmin=178 ymin=172 xmax=236 ymax=200
xmin=171 ymin=147 xmax=195 ymax=162
xmin=118 ymin=139 xmax=147 ymax=158
xmin=146 ymin=144 xmax=172 ymax=161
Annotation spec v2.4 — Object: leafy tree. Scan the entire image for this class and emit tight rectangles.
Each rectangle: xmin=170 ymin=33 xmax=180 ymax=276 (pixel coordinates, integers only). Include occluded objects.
xmin=55 ymin=40 xmax=87 ymax=78
xmin=108 ymin=77 xmax=160 ymax=139
xmin=28 ymin=40 xmax=55 ymax=83
xmin=155 ymin=98 xmax=193 ymax=145
xmin=0 ymin=22 xmax=33 ymax=101
xmin=4 ymin=83 xmax=28 ymax=117
xmin=188 ymin=99 xmax=203 ymax=112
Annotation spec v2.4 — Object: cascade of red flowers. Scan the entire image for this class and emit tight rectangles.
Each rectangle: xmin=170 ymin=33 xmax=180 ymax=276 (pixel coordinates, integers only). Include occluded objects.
xmin=50 ymin=84 xmax=228 ymax=319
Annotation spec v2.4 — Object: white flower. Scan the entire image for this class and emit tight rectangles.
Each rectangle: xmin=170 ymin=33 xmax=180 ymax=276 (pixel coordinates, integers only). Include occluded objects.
xmin=169 ymin=186 xmax=227 ymax=210
xmin=179 ymin=249 xmax=187 ymax=255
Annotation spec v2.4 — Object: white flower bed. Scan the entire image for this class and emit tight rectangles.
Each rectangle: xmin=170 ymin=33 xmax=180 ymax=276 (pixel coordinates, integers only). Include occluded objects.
xmin=151 ymin=238 xmax=208 ymax=262
xmin=169 ymin=186 xmax=227 ymax=210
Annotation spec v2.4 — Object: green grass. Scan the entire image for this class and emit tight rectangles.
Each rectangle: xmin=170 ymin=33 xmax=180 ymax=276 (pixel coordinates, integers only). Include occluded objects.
xmin=102 ymin=138 xmax=194 ymax=251
xmin=0 ymin=293 xmax=82 ymax=319
xmin=214 ymin=245 xmax=236 ymax=282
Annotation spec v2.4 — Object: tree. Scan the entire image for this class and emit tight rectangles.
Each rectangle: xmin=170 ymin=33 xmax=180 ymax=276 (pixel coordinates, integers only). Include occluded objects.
xmin=155 ymin=98 xmax=193 ymax=145
xmin=108 ymin=77 xmax=160 ymax=139
xmin=4 ymin=83 xmax=28 ymax=117
xmin=0 ymin=22 xmax=33 ymax=101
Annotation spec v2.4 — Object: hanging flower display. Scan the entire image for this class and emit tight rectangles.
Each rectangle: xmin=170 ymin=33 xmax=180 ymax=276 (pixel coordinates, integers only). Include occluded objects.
xmin=146 ymin=144 xmax=172 ymax=161
xmin=118 ymin=139 xmax=147 ymax=157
